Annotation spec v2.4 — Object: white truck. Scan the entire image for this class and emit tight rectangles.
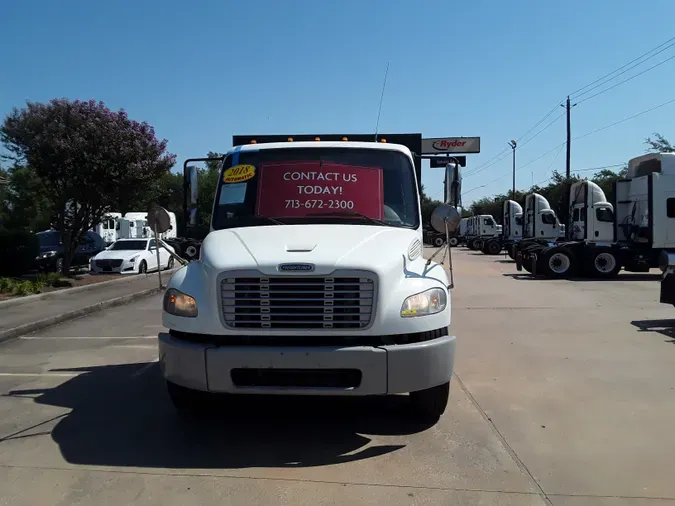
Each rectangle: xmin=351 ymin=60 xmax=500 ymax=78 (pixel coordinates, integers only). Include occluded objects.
xmin=159 ymin=134 xmax=457 ymax=423
xmin=482 ymin=200 xmax=523 ymax=258
xmin=465 ymin=214 xmax=500 ymax=251
xmin=93 ymin=212 xmax=122 ymax=245
xmin=520 ymin=152 xmax=675 ymax=279
xmin=509 ymin=192 xmax=565 ymax=261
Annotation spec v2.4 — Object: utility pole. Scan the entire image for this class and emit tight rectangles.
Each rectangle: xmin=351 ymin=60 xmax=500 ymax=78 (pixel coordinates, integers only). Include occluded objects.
xmin=565 ymin=96 xmax=571 ymax=179
xmin=561 ymin=96 xmax=576 ymax=240
xmin=508 ymin=140 xmax=517 ymax=198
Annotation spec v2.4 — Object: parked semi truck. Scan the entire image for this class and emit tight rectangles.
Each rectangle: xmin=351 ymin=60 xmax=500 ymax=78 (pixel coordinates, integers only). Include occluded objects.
xmin=508 ymin=192 xmax=565 ymax=260
xmin=466 ymin=215 xmax=500 ymax=251
xmin=519 ymin=152 xmax=675 ymax=279
xmin=159 ymin=133 xmax=459 ymax=424
xmin=480 ymin=200 xmax=523 ymax=257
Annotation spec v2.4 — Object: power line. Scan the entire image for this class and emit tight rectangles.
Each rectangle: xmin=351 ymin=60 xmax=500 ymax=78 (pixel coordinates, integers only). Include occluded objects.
xmin=574 ymin=96 xmax=675 ymax=140
xmin=517 ymin=111 xmax=566 ymax=149
xmin=570 ymin=36 xmax=675 ymax=99
xmin=577 ymin=54 xmax=675 ymax=105
xmin=463 ymin=101 xmax=563 ymax=178
xmin=464 ymin=36 xmax=675 ymax=186
xmin=463 ymin=110 xmax=565 ymax=179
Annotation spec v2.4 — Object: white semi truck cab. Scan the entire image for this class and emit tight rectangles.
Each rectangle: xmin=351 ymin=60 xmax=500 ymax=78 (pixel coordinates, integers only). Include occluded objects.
xmin=523 ymin=193 xmax=563 ymax=240
xmin=519 ymin=153 xmax=675 ymax=280
xmin=159 ymin=134 xmax=457 ymax=423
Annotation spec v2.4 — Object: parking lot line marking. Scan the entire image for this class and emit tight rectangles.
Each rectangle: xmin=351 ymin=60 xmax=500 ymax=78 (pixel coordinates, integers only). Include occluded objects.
xmin=130 ymin=360 xmax=158 ymax=378
xmin=20 ymin=336 xmax=157 ymax=340
xmin=0 ymin=372 xmax=81 ymax=378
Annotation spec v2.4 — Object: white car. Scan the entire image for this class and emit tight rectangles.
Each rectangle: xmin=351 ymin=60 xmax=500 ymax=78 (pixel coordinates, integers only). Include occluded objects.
xmin=90 ymin=238 xmax=175 ymax=275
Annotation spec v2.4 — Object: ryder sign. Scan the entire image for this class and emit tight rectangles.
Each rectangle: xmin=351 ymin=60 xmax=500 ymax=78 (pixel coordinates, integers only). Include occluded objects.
xmin=422 ymin=137 xmax=481 ymax=154
xmin=256 ymin=161 xmax=384 ymax=219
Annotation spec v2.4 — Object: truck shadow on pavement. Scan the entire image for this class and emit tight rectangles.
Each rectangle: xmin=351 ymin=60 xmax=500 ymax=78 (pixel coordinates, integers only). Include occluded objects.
xmin=5 ymin=363 xmax=429 ymax=469
xmin=502 ymin=273 xmax=662 ymax=282
xmin=631 ymin=319 xmax=675 ymax=342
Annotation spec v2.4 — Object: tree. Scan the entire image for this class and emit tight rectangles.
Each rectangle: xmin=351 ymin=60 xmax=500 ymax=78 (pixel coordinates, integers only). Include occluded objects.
xmin=1 ymin=98 xmax=176 ymax=273
xmin=645 ymin=133 xmax=675 ymax=153
xmin=0 ymin=164 xmax=52 ymax=232
xmin=590 ymin=167 xmax=627 ymax=204
xmin=419 ymin=183 xmax=444 ymax=227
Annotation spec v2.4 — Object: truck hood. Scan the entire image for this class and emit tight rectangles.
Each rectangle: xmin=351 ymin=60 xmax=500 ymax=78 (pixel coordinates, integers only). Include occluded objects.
xmin=200 ymin=224 xmax=421 ymax=276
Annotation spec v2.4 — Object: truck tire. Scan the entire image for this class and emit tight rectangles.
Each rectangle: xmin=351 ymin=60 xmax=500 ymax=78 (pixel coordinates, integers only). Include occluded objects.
xmin=586 ymin=249 xmax=621 ymax=279
xmin=433 ymin=236 xmax=445 ymax=247
xmin=409 ymin=381 xmax=450 ymax=424
xmin=166 ymin=381 xmax=210 ymax=417
xmin=541 ymin=246 xmax=576 ymax=279
xmin=484 ymin=240 xmax=501 ymax=255
xmin=448 ymin=236 xmax=459 ymax=247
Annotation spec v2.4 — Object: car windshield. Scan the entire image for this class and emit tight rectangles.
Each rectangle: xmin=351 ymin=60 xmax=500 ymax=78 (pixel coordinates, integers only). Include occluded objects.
xmin=212 ymin=147 xmax=419 ymax=230
xmin=109 ymin=240 xmax=146 ymax=251
xmin=38 ymin=232 xmax=61 ymax=248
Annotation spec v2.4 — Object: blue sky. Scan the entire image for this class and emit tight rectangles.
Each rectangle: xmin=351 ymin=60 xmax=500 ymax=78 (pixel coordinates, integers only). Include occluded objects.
xmin=2 ymin=0 xmax=674 ymax=207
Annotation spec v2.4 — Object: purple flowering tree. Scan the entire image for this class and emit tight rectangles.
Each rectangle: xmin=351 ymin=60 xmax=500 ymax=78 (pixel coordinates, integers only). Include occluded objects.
xmin=1 ymin=98 xmax=176 ymax=274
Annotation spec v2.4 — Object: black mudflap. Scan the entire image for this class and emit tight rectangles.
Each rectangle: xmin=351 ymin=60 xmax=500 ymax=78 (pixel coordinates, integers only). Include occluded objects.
xmin=515 ymin=252 xmax=523 ymax=271
xmin=530 ymin=253 xmax=538 ymax=276
xmin=660 ymin=273 xmax=675 ymax=305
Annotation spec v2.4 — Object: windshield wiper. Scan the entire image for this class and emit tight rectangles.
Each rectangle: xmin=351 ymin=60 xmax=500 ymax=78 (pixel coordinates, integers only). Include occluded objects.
xmin=259 ymin=216 xmax=285 ymax=225
xmin=308 ymin=211 xmax=387 ymax=226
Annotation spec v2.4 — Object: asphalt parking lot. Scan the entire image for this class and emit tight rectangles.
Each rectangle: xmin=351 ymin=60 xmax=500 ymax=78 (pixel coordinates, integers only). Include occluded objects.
xmin=1 ymin=247 xmax=674 ymax=505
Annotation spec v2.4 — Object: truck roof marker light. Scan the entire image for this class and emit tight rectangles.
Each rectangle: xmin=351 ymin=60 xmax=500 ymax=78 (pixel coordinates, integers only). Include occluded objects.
xmin=342 ymin=137 xmax=348 ymax=141
xmin=250 ymin=140 xmax=257 ymax=144
xmin=380 ymin=138 xmax=387 ymax=143
xmin=288 ymin=137 xmax=294 ymax=142
xmin=315 ymin=137 xmax=321 ymax=141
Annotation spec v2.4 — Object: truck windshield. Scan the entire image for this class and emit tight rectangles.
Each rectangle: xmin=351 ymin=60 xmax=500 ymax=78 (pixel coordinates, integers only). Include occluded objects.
xmin=213 ymin=147 xmax=419 ymax=230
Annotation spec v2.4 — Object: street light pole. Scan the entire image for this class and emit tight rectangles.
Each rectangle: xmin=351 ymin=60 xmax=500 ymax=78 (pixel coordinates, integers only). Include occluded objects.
xmin=508 ymin=140 xmax=517 ymax=199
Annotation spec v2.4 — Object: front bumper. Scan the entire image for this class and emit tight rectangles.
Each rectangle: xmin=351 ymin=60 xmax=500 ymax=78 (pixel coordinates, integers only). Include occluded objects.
xmin=90 ymin=260 xmax=137 ymax=274
xmin=158 ymin=330 xmax=455 ymax=395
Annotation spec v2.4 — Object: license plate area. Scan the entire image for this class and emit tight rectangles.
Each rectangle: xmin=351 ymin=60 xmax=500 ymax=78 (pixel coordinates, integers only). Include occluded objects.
xmin=206 ymin=346 xmax=386 ymax=394
xmin=231 ymin=368 xmax=362 ymax=388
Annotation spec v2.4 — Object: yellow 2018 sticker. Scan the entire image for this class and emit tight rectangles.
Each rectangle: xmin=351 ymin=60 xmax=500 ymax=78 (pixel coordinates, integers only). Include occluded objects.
xmin=223 ymin=164 xmax=256 ymax=183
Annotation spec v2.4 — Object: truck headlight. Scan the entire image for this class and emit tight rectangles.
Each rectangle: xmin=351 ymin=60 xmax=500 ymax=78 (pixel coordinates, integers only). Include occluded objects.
xmin=401 ymin=288 xmax=447 ymax=317
xmin=163 ymin=288 xmax=198 ymax=317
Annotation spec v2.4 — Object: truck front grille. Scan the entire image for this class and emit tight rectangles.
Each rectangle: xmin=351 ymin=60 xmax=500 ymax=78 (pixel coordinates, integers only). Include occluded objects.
xmin=220 ymin=275 xmax=375 ymax=329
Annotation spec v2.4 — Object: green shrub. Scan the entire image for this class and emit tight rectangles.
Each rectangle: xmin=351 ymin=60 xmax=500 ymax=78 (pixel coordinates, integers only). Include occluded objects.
xmin=45 ymin=272 xmax=62 ymax=286
xmin=0 ymin=277 xmax=17 ymax=293
xmin=13 ymin=280 xmax=34 ymax=296
xmin=0 ymin=229 xmax=40 ymax=276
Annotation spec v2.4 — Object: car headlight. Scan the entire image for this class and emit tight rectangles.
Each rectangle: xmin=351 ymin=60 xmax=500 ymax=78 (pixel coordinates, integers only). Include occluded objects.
xmin=401 ymin=288 xmax=447 ymax=317
xmin=36 ymin=250 xmax=57 ymax=259
xmin=129 ymin=255 xmax=139 ymax=263
xmin=163 ymin=288 xmax=198 ymax=317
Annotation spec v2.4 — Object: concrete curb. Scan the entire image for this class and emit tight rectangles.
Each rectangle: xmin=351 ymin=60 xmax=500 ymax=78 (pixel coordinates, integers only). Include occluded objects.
xmin=0 ymin=268 xmax=180 ymax=310
xmin=0 ymin=286 xmax=165 ymax=345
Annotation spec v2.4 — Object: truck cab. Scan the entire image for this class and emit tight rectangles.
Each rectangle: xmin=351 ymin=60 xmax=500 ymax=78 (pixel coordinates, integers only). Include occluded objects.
xmin=524 ymin=193 xmax=562 ymax=240
xmin=569 ymin=180 xmax=614 ymax=243
xmin=502 ymin=200 xmax=523 ymax=259
xmin=159 ymin=135 xmax=456 ymax=423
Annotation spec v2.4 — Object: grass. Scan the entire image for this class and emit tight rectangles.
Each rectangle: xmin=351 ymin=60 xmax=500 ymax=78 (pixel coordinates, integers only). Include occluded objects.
xmin=0 ymin=272 xmax=71 ymax=297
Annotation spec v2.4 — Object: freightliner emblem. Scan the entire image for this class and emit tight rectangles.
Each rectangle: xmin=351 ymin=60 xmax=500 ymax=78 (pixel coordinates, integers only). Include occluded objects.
xmin=278 ymin=263 xmax=315 ymax=272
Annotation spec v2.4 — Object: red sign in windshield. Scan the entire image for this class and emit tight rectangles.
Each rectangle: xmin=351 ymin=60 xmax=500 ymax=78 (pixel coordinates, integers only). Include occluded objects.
xmin=255 ymin=161 xmax=384 ymax=219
